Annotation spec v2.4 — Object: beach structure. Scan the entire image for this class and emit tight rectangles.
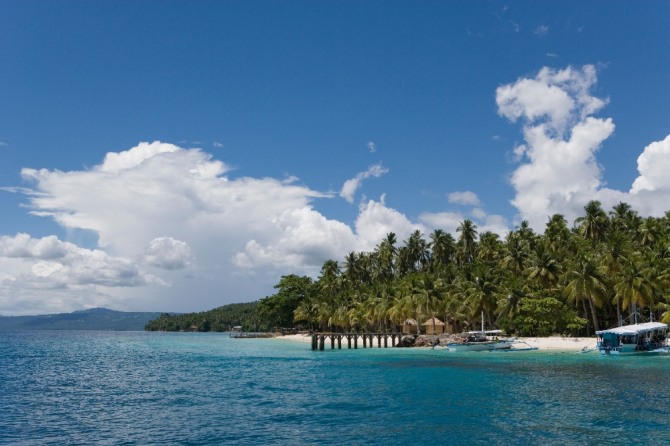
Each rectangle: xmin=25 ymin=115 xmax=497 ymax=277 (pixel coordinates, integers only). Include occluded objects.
xmin=422 ymin=317 xmax=445 ymax=335
xmin=310 ymin=333 xmax=402 ymax=350
xmin=596 ymin=321 xmax=669 ymax=355
xmin=403 ymin=318 xmax=418 ymax=334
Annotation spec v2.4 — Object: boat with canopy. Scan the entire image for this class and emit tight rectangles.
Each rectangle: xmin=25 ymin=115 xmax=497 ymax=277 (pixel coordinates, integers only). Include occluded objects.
xmin=596 ymin=321 xmax=669 ymax=355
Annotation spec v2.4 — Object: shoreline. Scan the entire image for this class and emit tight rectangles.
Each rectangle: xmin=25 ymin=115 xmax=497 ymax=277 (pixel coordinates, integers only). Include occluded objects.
xmin=277 ymin=333 xmax=598 ymax=351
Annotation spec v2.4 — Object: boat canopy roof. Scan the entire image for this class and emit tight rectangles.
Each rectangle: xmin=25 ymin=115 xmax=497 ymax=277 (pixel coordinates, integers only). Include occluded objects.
xmin=596 ymin=322 xmax=667 ymax=336
xmin=466 ymin=329 xmax=503 ymax=335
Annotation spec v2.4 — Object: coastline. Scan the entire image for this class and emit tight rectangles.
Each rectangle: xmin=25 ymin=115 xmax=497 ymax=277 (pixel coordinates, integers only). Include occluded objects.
xmin=277 ymin=333 xmax=597 ymax=351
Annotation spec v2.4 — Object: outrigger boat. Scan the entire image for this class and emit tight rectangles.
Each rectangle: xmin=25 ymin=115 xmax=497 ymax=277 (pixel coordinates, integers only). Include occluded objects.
xmin=446 ymin=312 xmax=514 ymax=352
xmin=596 ymin=321 xmax=669 ymax=355
xmin=446 ymin=329 xmax=513 ymax=352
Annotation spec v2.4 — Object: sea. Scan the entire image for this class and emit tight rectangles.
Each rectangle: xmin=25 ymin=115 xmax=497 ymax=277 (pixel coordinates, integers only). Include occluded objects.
xmin=1 ymin=331 xmax=670 ymax=445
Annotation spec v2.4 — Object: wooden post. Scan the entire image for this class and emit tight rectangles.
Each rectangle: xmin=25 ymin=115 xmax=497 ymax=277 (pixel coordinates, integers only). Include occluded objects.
xmin=311 ymin=334 xmax=317 ymax=350
xmin=337 ymin=335 xmax=342 ymax=349
xmin=330 ymin=335 xmax=335 ymax=350
xmin=347 ymin=334 xmax=352 ymax=349
xmin=354 ymin=335 xmax=358 ymax=349
xmin=319 ymin=335 xmax=325 ymax=351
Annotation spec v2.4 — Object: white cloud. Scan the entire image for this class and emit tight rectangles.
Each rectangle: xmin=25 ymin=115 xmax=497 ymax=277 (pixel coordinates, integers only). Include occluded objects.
xmin=448 ymin=191 xmax=481 ymax=206
xmin=144 ymin=237 xmax=194 ymax=270
xmin=419 ymin=209 xmax=509 ymax=238
xmin=418 ymin=211 xmax=464 ymax=234
xmin=339 ymin=164 xmax=389 ymax=204
xmin=498 ymin=64 xmax=670 ymax=229
xmin=355 ymin=198 xmax=422 ymax=251
xmin=630 ymin=135 xmax=670 ymax=194
xmin=8 ymin=143 xmax=419 ymax=314
xmin=0 ymin=233 xmax=162 ymax=315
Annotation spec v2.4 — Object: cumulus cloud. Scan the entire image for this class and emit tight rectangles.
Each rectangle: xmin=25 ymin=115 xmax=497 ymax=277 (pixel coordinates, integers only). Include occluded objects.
xmin=339 ymin=164 xmax=389 ymax=204
xmin=367 ymin=141 xmax=376 ymax=153
xmin=144 ymin=237 xmax=194 ymax=270
xmin=9 ymin=142 xmax=423 ymax=314
xmin=419 ymin=209 xmax=509 ymax=238
xmin=448 ymin=191 xmax=481 ymax=206
xmin=355 ymin=198 xmax=422 ymax=251
xmin=498 ymin=65 xmax=670 ymax=229
xmin=0 ymin=233 xmax=162 ymax=315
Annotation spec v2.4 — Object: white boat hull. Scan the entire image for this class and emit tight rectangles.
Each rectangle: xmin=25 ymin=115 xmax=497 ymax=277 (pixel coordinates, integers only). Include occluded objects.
xmin=447 ymin=340 xmax=512 ymax=352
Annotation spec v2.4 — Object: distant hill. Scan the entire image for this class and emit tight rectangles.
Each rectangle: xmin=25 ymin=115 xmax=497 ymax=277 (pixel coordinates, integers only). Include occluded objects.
xmin=0 ymin=307 xmax=163 ymax=331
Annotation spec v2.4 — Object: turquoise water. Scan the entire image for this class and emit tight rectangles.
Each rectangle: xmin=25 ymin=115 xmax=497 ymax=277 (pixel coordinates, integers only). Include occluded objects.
xmin=2 ymin=331 xmax=670 ymax=445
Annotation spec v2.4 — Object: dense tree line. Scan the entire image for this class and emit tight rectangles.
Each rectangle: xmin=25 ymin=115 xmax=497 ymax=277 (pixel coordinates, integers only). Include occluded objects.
xmin=147 ymin=201 xmax=670 ymax=337
xmin=271 ymin=201 xmax=670 ymax=336
xmin=145 ymin=302 xmax=264 ymax=332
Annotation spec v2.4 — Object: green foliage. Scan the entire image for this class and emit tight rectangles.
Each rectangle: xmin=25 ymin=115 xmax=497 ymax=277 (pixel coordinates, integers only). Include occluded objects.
xmin=145 ymin=302 xmax=263 ymax=332
xmin=514 ymin=297 xmax=586 ymax=336
xmin=257 ymin=275 xmax=313 ymax=329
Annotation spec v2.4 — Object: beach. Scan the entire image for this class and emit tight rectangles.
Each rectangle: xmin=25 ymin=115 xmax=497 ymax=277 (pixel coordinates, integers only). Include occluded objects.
xmin=278 ymin=333 xmax=597 ymax=351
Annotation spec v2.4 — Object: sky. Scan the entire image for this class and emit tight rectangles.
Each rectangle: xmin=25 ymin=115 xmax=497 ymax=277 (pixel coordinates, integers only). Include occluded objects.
xmin=1 ymin=1 xmax=668 ymax=315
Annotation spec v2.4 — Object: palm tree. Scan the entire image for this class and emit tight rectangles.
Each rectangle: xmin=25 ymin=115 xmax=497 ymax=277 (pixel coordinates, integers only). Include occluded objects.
xmin=526 ymin=243 xmax=561 ymax=291
xmin=411 ymin=274 xmax=447 ymax=335
xmin=374 ymin=232 xmax=398 ymax=282
xmin=575 ymin=200 xmax=609 ymax=245
xmin=564 ymin=255 xmax=608 ymax=332
xmin=459 ymin=266 xmax=500 ymax=327
xmin=456 ymin=219 xmax=478 ymax=265
xmin=613 ymin=258 xmax=655 ymax=323
xmin=501 ymin=231 xmax=530 ymax=275
xmin=429 ymin=229 xmax=456 ymax=271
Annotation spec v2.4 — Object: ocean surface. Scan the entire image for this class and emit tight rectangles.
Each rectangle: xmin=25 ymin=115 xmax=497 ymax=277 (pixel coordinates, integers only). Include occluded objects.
xmin=1 ymin=331 xmax=670 ymax=445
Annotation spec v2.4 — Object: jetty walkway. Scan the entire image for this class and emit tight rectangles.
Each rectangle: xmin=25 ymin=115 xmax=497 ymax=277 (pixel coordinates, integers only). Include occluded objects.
xmin=310 ymin=333 xmax=402 ymax=350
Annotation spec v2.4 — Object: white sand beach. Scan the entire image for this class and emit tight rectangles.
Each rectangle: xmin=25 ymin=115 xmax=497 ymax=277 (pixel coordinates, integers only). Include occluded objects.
xmin=278 ymin=333 xmax=598 ymax=351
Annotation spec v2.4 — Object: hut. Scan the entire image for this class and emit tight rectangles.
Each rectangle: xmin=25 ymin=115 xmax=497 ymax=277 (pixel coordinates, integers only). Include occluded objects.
xmin=402 ymin=318 xmax=418 ymax=334
xmin=422 ymin=317 xmax=445 ymax=335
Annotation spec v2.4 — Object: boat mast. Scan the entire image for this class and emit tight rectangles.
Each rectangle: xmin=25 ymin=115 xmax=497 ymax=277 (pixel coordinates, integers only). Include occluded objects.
xmin=481 ymin=310 xmax=484 ymax=332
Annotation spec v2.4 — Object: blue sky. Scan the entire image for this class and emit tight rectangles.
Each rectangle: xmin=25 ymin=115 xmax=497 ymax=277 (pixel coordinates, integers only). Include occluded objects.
xmin=1 ymin=1 xmax=668 ymax=315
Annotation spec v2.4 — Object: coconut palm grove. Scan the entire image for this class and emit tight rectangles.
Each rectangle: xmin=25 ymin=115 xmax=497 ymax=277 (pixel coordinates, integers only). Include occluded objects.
xmin=146 ymin=200 xmax=670 ymax=336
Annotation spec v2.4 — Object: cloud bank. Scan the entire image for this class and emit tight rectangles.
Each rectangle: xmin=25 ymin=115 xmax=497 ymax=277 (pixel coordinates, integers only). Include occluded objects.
xmin=3 ymin=143 xmax=424 ymax=314
xmin=498 ymin=65 xmax=670 ymax=229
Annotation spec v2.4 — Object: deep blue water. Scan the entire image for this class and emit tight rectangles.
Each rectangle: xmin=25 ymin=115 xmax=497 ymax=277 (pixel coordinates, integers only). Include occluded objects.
xmin=1 ymin=331 xmax=670 ymax=445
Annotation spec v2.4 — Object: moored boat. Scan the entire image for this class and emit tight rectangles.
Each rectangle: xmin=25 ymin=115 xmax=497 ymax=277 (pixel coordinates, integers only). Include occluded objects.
xmin=446 ymin=312 xmax=513 ymax=352
xmin=446 ymin=329 xmax=513 ymax=352
xmin=596 ymin=321 xmax=669 ymax=355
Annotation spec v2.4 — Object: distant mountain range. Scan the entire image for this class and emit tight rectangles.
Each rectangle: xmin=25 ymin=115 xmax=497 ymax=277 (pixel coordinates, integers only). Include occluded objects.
xmin=0 ymin=308 xmax=163 ymax=331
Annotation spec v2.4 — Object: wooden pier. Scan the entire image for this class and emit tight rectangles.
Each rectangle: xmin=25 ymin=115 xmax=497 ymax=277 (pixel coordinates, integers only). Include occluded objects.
xmin=310 ymin=333 xmax=402 ymax=350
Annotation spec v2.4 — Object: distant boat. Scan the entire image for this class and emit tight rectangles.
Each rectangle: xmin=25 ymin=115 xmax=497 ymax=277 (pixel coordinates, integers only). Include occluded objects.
xmin=446 ymin=312 xmax=513 ymax=352
xmin=596 ymin=321 xmax=669 ymax=355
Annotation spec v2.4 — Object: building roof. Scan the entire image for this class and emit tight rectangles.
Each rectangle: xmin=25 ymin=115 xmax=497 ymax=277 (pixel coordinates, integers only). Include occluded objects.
xmin=422 ymin=317 xmax=445 ymax=326
xmin=596 ymin=322 xmax=667 ymax=335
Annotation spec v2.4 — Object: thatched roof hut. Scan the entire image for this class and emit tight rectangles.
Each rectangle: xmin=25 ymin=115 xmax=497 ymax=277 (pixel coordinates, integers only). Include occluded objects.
xmin=402 ymin=318 xmax=418 ymax=334
xmin=422 ymin=317 xmax=445 ymax=335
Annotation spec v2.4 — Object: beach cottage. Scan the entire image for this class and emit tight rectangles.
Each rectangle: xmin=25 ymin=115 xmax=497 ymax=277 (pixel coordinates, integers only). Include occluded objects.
xmin=422 ymin=317 xmax=445 ymax=335
xmin=402 ymin=318 xmax=418 ymax=334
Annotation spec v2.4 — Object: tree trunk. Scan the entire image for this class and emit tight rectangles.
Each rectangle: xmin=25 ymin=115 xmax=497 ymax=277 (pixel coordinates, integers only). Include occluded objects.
xmin=587 ymin=296 xmax=600 ymax=332
xmin=581 ymin=298 xmax=591 ymax=336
